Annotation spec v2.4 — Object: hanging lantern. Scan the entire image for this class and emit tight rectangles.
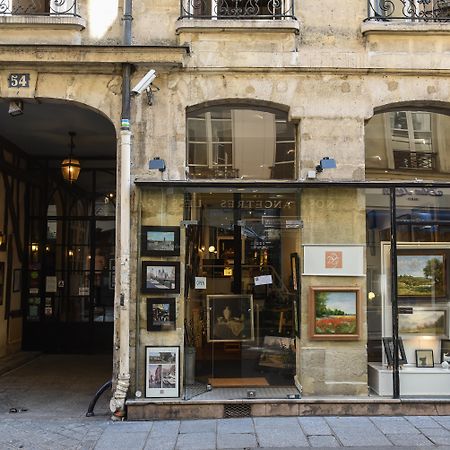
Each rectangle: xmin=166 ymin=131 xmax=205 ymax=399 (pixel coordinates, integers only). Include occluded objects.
xmin=61 ymin=132 xmax=81 ymax=183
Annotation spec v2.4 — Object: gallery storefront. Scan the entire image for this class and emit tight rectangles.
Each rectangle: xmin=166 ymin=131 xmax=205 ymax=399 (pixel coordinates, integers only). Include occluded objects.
xmin=126 ymin=106 xmax=450 ymax=418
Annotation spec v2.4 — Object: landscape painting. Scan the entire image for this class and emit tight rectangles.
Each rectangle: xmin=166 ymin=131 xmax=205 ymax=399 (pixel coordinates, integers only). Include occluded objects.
xmin=397 ymin=253 xmax=446 ymax=298
xmin=310 ymin=288 xmax=360 ymax=340
xmin=399 ymin=309 xmax=447 ymax=336
xmin=141 ymin=226 xmax=180 ymax=256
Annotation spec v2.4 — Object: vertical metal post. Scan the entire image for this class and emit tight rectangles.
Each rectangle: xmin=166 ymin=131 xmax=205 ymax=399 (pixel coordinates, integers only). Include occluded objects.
xmin=389 ymin=187 xmax=400 ymax=399
xmin=232 ymin=193 xmax=242 ymax=294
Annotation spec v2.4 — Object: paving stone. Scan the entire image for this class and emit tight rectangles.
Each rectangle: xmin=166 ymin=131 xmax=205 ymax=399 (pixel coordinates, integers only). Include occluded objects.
xmin=370 ymin=416 xmax=420 ymax=434
xmin=308 ymin=435 xmax=340 ymax=447
xmin=143 ymin=435 xmax=177 ymax=450
xmin=434 ymin=416 xmax=450 ymax=430
xmin=217 ymin=418 xmax=254 ymax=434
xmin=326 ymin=416 xmax=392 ymax=447
xmin=405 ymin=416 xmax=443 ymax=429
xmin=175 ymin=431 xmax=216 ymax=450
xmin=254 ymin=417 xmax=302 ymax=428
xmin=217 ymin=432 xmax=257 ymax=449
xmin=106 ymin=421 xmax=153 ymax=433
xmin=179 ymin=419 xmax=217 ymax=434
xmin=150 ymin=420 xmax=181 ymax=437
xmin=298 ymin=417 xmax=333 ymax=436
xmin=256 ymin=427 xmax=308 ymax=448
xmin=385 ymin=432 xmax=434 ymax=447
xmin=421 ymin=427 xmax=450 ymax=438
xmin=94 ymin=431 xmax=148 ymax=450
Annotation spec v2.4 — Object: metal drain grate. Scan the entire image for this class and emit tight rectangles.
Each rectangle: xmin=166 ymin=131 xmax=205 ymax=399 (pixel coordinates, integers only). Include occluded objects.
xmin=224 ymin=403 xmax=251 ymax=418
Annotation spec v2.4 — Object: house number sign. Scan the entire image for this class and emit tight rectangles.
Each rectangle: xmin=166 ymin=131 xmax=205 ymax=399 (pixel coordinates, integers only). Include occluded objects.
xmin=8 ymin=73 xmax=30 ymax=88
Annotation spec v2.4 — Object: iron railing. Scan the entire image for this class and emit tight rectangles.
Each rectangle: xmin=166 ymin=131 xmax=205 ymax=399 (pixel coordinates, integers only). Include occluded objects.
xmin=180 ymin=0 xmax=295 ymax=19
xmin=394 ymin=150 xmax=435 ymax=170
xmin=0 ymin=0 xmax=78 ymax=16
xmin=367 ymin=0 xmax=450 ymax=21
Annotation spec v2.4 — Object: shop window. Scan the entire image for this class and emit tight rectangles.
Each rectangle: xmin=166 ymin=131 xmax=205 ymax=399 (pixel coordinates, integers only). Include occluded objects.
xmin=187 ymin=105 xmax=296 ymax=180
xmin=365 ymin=109 xmax=450 ymax=180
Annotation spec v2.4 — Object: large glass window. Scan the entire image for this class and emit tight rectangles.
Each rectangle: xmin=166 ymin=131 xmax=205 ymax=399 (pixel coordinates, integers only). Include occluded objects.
xmin=365 ymin=110 xmax=450 ymax=180
xmin=187 ymin=105 xmax=296 ymax=180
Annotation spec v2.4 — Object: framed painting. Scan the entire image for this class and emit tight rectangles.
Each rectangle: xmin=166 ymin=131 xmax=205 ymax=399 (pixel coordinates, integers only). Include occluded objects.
xmin=309 ymin=287 xmax=360 ymax=340
xmin=145 ymin=346 xmax=180 ymax=398
xmin=206 ymin=294 xmax=254 ymax=342
xmin=440 ymin=339 xmax=450 ymax=363
xmin=146 ymin=298 xmax=176 ymax=331
xmin=397 ymin=253 xmax=446 ymax=298
xmin=141 ymin=226 xmax=180 ymax=257
xmin=398 ymin=307 xmax=447 ymax=337
xmin=141 ymin=261 xmax=180 ymax=294
xmin=382 ymin=337 xmax=407 ymax=366
xmin=415 ymin=349 xmax=434 ymax=368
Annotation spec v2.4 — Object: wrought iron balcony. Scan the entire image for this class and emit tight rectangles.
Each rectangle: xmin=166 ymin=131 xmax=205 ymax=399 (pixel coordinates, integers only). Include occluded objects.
xmin=180 ymin=0 xmax=295 ymax=20
xmin=0 ymin=0 xmax=78 ymax=16
xmin=368 ymin=0 xmax=450 ymax=21
xmin=394 ymin=150 xmax=436 ymax=170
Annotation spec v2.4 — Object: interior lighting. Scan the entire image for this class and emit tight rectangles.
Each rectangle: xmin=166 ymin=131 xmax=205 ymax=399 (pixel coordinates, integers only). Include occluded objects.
xmin=61 ymin=132 xmax=81 ymax=183
xmin=208 ymin=245 xmax=215 ymax=253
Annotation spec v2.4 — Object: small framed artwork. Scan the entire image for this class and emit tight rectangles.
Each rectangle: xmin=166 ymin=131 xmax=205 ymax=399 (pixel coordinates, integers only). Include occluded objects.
xmin=382 ymin=337 xmax=408 ymax=366
xmin=309 ymin=287 xmax=360 ymax=340
xmin=398 ymin=308 xmax=447 ymax=337
xmin=397 ymin=252 xmax=446 ymax=299
xmin=440 ymin=339 xmax=450 ymax=363
xmin=141 ymin=226 xmax=180 ymax=257
xmin=207 ymin=294 xmax=254 ymax=342
xmin=290 ymin=253 xmax=300 ymax=292
xmin=147 ymin=298 xmax=176 ymax=331
xmin=415 ymin=349 xmax=434 ymax=368
xmin=145 ymin=346 xmax=180 ymax=398
xmin=141 ymin=261 xmax=180 ymax=294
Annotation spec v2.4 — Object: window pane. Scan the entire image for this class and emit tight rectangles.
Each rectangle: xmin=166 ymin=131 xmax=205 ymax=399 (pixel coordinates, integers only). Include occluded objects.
xmin=276 ymin=142 xmax=295 ymax=163
xmin=188 ymin=143 xmax=208 ymax=165
xmin=211 ymin=119 xmax=232 ymax=142
xmin=212 ymin=143 xmax=233 ymax=166
xmin=188 ymin=118 xmax=207 ymax=141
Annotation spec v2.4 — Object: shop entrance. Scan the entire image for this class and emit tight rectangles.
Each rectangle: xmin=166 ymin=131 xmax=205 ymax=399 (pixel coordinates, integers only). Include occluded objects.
xmin=184 ymin=190 xmax=300 ymax=388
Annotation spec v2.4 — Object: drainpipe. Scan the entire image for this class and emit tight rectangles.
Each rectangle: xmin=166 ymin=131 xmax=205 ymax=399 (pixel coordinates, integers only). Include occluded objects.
xmin=110 ymin=0 xmax=133 ymax=417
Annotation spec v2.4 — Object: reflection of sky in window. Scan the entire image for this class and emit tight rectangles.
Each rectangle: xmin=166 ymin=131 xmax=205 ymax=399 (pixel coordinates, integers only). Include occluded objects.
xmin=324 ymin=292 xmax=356 ymax=314
xmin=398 ymin=255 xmax=441 ymax=278
xmin=148 ymin=232 xmax=174 ymax=242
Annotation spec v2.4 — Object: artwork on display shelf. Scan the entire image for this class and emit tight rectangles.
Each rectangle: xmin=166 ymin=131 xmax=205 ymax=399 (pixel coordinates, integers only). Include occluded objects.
xmin=415 ymin=349 xmax=434 ymax=368
xmin=207 ymin=294 xmax=254 ymax=342
xmin=440 ymin=339 xmax=450 ymax=363
xmin=141 ymin=261 xmax=180 ymax=294
xmin=309 ymin=287 xmax=360 ymax=340
xmin=398 ymin=308 xmax=447 ymax=337
xmin=382 ymin=337 xmax=408 ymax=366
xmin=141 ymin=226 xmax=180 ymax=257
xmin=145 ymin=346 xmax=180 ymax=398
xmin=146 ymin=298 xmax=176 ymax=331
xmin=397 ymin=253 xmax=446 ymax=298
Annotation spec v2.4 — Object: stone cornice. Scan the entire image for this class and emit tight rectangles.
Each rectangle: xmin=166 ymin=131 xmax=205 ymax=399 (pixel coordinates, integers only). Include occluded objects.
xmin=0 ymin=45 xmax=190 ymax=68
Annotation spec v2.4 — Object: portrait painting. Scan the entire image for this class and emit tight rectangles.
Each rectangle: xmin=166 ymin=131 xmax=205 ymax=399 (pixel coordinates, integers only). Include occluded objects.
xmin=207 ymin=294 xmax=254 ymax=342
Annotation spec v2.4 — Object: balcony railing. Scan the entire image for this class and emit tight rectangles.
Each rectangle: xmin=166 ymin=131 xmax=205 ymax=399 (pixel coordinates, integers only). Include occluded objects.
xmin=180 ymin=0 xmax=295 ymax=20
xmin=0 ymin=0 xmax=78 ymax=16
xmin=367 ymin=0 xmax=450 ymax=21
xmin=394 ymin=150 xmax=436 ymax=170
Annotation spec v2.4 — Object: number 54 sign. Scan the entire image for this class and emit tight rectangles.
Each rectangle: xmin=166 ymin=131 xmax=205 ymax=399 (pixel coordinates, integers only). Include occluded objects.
xmin=8 ymin=73 xmax=30 ymax=88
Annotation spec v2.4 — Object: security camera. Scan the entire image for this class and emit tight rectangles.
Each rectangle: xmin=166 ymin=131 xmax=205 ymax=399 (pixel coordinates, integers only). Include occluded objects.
xmin=131 ymin=69 xmax=157 ymax=96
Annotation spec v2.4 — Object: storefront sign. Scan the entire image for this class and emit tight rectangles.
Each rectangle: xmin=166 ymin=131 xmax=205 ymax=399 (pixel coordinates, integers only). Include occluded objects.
xmin=303 ymin=245 xmax=365 ymax=276
xmin=220 ymin=199 xmax=294 ymax=210
xmin=383 ymin=188 xmax=444 ymax=198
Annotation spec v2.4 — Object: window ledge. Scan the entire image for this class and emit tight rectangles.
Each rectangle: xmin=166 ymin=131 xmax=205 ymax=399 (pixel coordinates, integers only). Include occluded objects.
xmin=176 ymin=18 xmax=299 ymax=34
xmin=362 ymin=20 xmax=450 ymax=35
xmin=0 ymin=14 xmax=86 ymax=30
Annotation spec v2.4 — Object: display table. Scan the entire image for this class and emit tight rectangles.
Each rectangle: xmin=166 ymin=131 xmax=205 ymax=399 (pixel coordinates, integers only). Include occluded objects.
xmin=368 ymin=363 xmax=450 ymax=396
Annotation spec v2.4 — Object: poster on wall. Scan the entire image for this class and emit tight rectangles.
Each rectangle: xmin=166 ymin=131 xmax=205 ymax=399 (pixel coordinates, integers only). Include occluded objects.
xmin=145 ymin=346 xmax=180 ymax=398
xmin=303 ymin=245 xmax=364 ymax=276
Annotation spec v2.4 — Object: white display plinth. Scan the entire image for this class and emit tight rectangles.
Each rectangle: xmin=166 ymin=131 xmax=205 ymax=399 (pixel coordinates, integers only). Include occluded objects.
xmin=368 ymin=363 xmax=450 ymax=396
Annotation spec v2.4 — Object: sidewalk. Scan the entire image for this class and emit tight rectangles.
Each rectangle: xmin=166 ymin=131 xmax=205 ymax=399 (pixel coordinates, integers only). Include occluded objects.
xmin=2 ymin=415 xmax=450 ymax=449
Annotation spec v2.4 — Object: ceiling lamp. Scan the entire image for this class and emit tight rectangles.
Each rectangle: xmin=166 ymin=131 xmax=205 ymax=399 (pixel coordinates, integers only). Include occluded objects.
xmin=61 ymin=132 xmax=81 ymax=183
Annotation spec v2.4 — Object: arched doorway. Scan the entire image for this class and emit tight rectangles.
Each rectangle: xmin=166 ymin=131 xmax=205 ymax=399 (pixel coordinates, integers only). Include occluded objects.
xmin=0 ymin=98 xmax=116 ymax=355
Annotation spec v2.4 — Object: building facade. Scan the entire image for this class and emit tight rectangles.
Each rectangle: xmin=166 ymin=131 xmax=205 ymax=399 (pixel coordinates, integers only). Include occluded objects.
xmin=1 ymin=0 xmax=450 ymax=419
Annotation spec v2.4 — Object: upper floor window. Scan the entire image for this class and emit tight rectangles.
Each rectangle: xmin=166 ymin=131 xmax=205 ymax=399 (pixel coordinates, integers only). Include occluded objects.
xmin=180 ymin=0 xmax=294 ymax=20
xmin=187 ymin=104 xmax=296 ymax=180
xmin=365 ymin=109 xmax=450 ymax=179
xmin=0 ymin=0 xmax=77 ymax=15
xmin=368 ymin=0 xmax=450 ymax=21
